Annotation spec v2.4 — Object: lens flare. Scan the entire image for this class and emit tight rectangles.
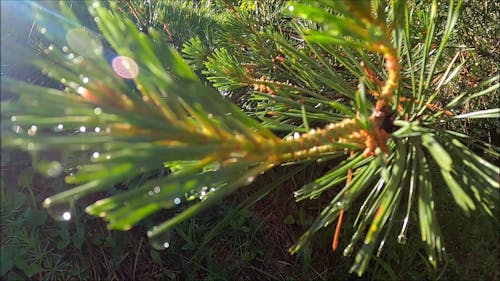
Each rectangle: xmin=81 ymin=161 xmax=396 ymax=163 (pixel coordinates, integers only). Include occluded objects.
xmin=66 ymin=28 xmax=102 ymax=58
xmin=112 ymin=56 xmax=139 ymax=79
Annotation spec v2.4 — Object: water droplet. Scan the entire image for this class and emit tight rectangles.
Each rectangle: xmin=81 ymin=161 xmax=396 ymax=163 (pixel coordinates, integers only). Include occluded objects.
xmin=397 ymin=234 xmax=407 ymax=244
xmin=428 ymin=255 xmax=435 ymax=265
xmin=92 ymin=152 xmax=100 ymax=159
xmin=288 ymin=5 xmax=294 ymax=12
xmin=12 ymin=125 xmax=22 ymax=134
xmin=94 ymin=127 xmax=101 ymax=133
xmin=148 ymin=229 xmax=171 ymax=250
xmin=148 ymin=190 xmax=154 ymax=196
xmin=94 ymin=107 xmax=102 ymax=115
xmin=55 ymin=124 xmax=64 ymax=132
xmin=105 ymin=154 xmax=111 ymax=160
xmin=46 ymin=161 xmax=63 ymax=177
xmin=336 ymin=201 xmax=344 ymax=208
xmin=185 ymin=190 xmax=197 ymax=201
xmin=48 ymin=44 xmax=54 ymax=51
xmin=62 ymin=46 xmax=69 ymax=52
xmin=27 ymin=125 xmax=38 ymax=136
xmin=62 ymin=212 xmax=71 ymax=220
xmin=174 ymin=197 xmax=181 ymax=205
xmin=79 ymin=126 xmax=86 ymax=132
xmin=61 ymin=78 xmax=67 ymax=84
xmin=377 ymin=239 xmax=386 ymax=256
xmin=153 ymin=186 xmax=161 ymax=194
xmin=398 ymin=217 xmax=409 ymax=244
xmin=73 ymin=56 xmax=84 ymax=64
xmin=10 ymin=116 xmax=17 ymax=122
xmin=246 ymin=176 xmax=255 ymax=184
xmin=82 ymin=77 xmax=89 ymax=83
xmin=77 ymin=86 xmax=85 ymax=94
xmin=68 ymin=53 xmax=75 ymax=59
xmin=40 ymin=27 xmax=47 ymax=34
xmin=343 ymin=243 xmax=354 ymax=256
xmin=43 ymin=198 xmax=74 ymax=222
xmin=94 ymin=17 xmax=100 ymax=23
xmin=293 ymin=132 xmax=300 ymax=140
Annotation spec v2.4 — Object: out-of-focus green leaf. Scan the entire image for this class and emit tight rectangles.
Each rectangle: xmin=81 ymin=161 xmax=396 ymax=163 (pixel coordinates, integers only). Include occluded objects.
xmin=416 ymin=148 xmax=443 ymax=267
xmin=23 ymin=208 xmax=47 ymax=228
xmin=15 ymin=258 xmax=44 ymax=278
xmin=421 ymin=133 xmax=451 ymax=171
xmin=0 ymin=245 xmax=17 ymax=276
xmin=440 ymin=169 xmax=476 ymax=215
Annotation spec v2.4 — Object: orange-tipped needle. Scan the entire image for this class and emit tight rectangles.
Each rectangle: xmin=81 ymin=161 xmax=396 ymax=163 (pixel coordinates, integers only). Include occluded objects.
xmin=332 ymin=208 xmax=345 ymax=251
xmin=332 ymin=158 xmax=354 ymax=251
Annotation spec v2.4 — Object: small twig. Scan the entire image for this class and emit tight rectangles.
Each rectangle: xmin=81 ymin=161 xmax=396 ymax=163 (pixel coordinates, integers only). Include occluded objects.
xmin=123 ymin=0 xmax=146 ymax=29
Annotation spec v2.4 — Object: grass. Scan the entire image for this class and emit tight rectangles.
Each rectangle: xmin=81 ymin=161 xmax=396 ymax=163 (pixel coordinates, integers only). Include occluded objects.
xmin=2 ymin=149 xmax=498 ymax=280
xmin=1 ymin=0 xmax=498 ymax=280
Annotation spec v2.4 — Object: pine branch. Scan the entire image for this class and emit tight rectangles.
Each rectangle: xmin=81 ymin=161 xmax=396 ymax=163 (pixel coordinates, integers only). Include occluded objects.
xmin=1 ymin=0 xmax=498 ymax=277
xmin=2 ymin=0 xmax=373 ymax=243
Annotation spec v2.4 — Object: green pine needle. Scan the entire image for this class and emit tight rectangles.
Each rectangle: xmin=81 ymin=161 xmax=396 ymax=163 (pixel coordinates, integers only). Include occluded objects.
xmin=1 ymin=0 xmax=498 ymax=277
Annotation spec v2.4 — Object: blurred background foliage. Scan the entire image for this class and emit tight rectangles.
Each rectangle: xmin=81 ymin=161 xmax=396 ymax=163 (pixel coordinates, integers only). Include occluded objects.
xmin=1 ymin=0 xmax=498 ymax=280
